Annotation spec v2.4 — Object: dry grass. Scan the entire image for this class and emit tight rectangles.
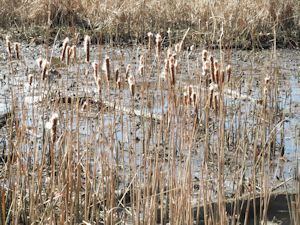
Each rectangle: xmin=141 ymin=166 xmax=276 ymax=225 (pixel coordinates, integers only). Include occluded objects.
xmin=0 ymin=0 xmax=300 ymax=47
xmin=0 ymin=24 xmax=299 ymax=224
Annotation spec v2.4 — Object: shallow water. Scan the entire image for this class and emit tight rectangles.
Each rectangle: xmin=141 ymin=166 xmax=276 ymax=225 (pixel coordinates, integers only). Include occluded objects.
xmin=0 ymin=39 xmax=299 ymax=224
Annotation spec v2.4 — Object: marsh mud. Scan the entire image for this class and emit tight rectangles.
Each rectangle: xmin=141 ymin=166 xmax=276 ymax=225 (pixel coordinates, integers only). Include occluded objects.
xmin=0 ymin=37 xmax=299 ymax=224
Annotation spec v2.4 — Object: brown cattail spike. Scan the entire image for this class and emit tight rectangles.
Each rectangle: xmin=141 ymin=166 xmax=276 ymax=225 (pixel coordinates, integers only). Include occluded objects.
xmin=169 ymin=56 xmax=175 ymax=86
xmin=97 ymin=77 xmax=101 ymax=96
xmin=60 ymin=37 xmax=69 ymax=62
xmin=84 ymin=35 xmax=91 ymax=63
xmin=70 ymin=45 xmax=77 ymax=62
xmin=47 ymin=113 xmax=59 ymax=143
xmin=14 ymin=42 xmax=21 ymax=60
xmin=28 ymin=74 xmax=33 ymax=86
xmin=6 ymin=36 xmax=12 ymax=57
xmin=202 ymin=50 xmax=208 ymax=63
xmin=41 ymin=59 xmax=49 ymax=80
xmin=65 ymin=46 xmax=71 ymax=65
xmin=115 ymin=68 xmax=121 ymax=89
xmin=105 ymin=56 xmax=110 ymax=81
xmin=226 ymin=65 xmax=231 ymax=82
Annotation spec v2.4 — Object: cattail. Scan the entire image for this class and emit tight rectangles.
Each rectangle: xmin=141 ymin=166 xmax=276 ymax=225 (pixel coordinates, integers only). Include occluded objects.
xmin=202 ymin=60 xmax=210 ymax=76
xmin=226 ymin=64 xmax=231 ymax=82
xmin=103 ymin=56 xmax=110 ymax=81
xmin=167 ymin=48 xmax=172 ymax=58
xmin=174 ymin=43 xmax=181 ymax=54
xmin=214 ymin=61 xmax=219 ymax=84
xmin=115 ymin=68 xmax=121 ymax=89
xmin=92 ymin=61 xmax=99 ymax=82
xmin=202 ymin=50 xmax=208 ymax=63
xmin=210 ymin=56 xmax=215 ymax=82
xmin=125 ymin=64 xmax=131 ymax=80
xmin=155 ymin=33 xmax=162 ymax=58
xmin=70 ymin=45 xmax=77 ymax=62
xmin=147 ymin=32 xmax=153 ymax=50
xmin=46 ymin=113 xmax=59 ymax=143
xmin=14 ymin=42 xmax=21 ymax=60
xmin=139 ymin=55 xmax=144 ymax=76
xmin=96 ymin=77 xmax=102 ymax=96
xmin=128 ymin=75 xmax=136 ymax=96
xmin=214 ymin=95 xmax=218 ymax=112
xmin=84 ymin=35 xmax=91 ymax=63
xmin=6 ymin=36 xmax=12 ymax=57
xmin=184 ymin=92 xmax=189 ymax=105
xmin=81 ymin=101 xmax=88 ymax=111
xmin=191 ymin=91 xmax=197 ymax=106
xmin=41 ymin=59 xmax=49 ymax=80
xmin=28 ymin=74 xmax=33 ymax=86
xmin=65 ymin=46 xmax=71 ymax=65
xmin=265 ymin=76 xmax=270 ymax=84
xmin=60 ymin=37 xmax=69 ymax=62
xmin=209 ymin=85 xmax=214 ymax=108
xmin=162 ymin=58 xmax=169 ymax=80
xmin=36 ymin=57 xmax=43 ymax=68
xmin=221 ymin=70 xmax=225 ymax=84
xmin=188 ymin=86 xmax=193 ymax=99
xmin=169 ymin=56 xmax=175 ymax=86
xmin=167 ymin=27 xmax=171 ymax=46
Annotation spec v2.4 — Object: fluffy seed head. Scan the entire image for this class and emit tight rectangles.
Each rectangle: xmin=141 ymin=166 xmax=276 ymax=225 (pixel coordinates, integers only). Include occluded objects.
xmin=60 ymin=37 xmax=69 ymax=62
xmin=41 ymin=59 xmax=49 ymax=80
xmin=6 ymin=36 xmax=12 ymax=57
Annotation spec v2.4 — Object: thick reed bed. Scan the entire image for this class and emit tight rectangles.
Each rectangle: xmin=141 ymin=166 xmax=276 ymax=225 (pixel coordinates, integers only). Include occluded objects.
xmin=0 ymin=0 xmax=300 ymax=47
xmin=0 ymin=29 xmax=299 ymax=225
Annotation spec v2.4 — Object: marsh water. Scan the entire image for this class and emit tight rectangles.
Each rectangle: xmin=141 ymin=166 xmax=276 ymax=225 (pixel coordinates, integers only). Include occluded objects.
xmin=0 ymin=39 xmax=299 ymax=224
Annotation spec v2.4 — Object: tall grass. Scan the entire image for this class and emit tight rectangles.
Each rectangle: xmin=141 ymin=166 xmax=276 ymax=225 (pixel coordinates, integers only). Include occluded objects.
xmin=0 ymin=0 xmax=300 ymax=47
xmin=0 ymin=24 xmax=298 ymax=225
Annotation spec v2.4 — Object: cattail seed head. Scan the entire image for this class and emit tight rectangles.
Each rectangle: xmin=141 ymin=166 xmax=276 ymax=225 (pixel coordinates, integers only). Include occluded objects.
xmin=97 ymin=77 xmax=102 ymax=96
xmin=41 ymin=59 xmax=49 ymax=80
xmin=81 ymin=101 xmax=88 ymax=111
xmin=125 ymin=64 xmax=131 ymax=80
xmin=65 ymin=45 xmax=71 ymax=65
xmin=167 ymin=48 xmax=172 ymax=58
xmin=265 ymin=76 xmax=270 ymax=84
xmin=6 ymin=36 xmax=12 ymax=57
xmin=60 ymin=37 xmax=69 ymax=62
xmin=202 ymin=50 xmax=208 ymax=63
xmin=46 ymin=113 xmax=59 ymax=143
xmin=36 ymin=57 xmax=43 ymax=68
xmin=226 ymin=64 xmax=231 ymax=82
xmin=169 ymin=56 xmax=175 ymax=86
xmin=28 ymin=74 xmax=33 ymax=86
xmin=115 ymin=68 xmax=121 ymax=89
xmin=104 ymin=56 xmax=110 ymax=81
xmin=14 ymin=42 xmax=21 ymax=60
xmin=92 ymin=61 xmax=99 ymax=81
xmin=128 ymin=75 xmax=136 ymax=96
xmin=202 ymin=60 xmax=210 ymax=76
xmin=70 ymin=45 xmax=77 ymax=62
xmin=155 ymin=33 xmax=162 ymax=58
xmin=210 ymin=56 xmax=215 ymax=82
xmin=147 ymin=32 xmax=153 ymax=50
xmin=84 ymin=35 xmax=91 ymax=63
